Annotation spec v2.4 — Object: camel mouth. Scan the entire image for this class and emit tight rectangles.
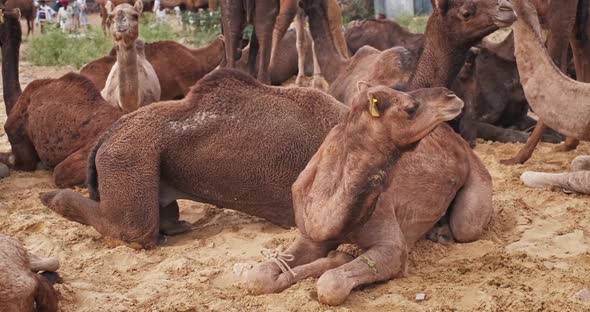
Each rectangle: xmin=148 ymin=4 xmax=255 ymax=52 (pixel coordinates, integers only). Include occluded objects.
xmin=436 ymin=94 xmax=464 ymax=121
xmin=493 ymin=12 xmax=517 ymax=27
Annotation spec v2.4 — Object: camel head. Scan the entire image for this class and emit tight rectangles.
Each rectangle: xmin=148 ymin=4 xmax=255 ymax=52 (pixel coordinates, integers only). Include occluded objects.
xmin=292 ymin=85 xmax=463 ymax=242
xmin=0 ymin=7 xmax=21 ymax=46
xmin=107 ymin=0 xmax=142 ymax=49
xmin=429 ymin=0 xmax=517 ymax=45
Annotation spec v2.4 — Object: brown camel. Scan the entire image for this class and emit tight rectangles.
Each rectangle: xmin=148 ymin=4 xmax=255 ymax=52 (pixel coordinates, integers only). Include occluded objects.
xmin=521 ymin=155 xmax=590 ymax=194
xmin=221 ymin=0 xmax=278 ymax=84
xmin=160 ymin=0 xmax=217 ymax=10
xmin=502 ymin=0 xmax=590 ymax=164
xmin=80 ymin=36 xmax=225 ymax=100
xmin=269 ymin=0 xmax=348 ymax=87
xmin=1 ymin=1 xmax=153 ymax=188
xmin=507 ymin=0 xmax=590 ymax=139
xmin=0 ymin=234 xmax=60 ymax=312
xmin=316 ymin=0 xmax=516 ymax=107
xmin=101 ymin=0 xmax=161 ymax=112
xmin=97 ymin=0 xmax=134 ymax=32
xmin=3 ymin=0 xmax=34 ymax=37
xmin=237 ymin=28 xmax=315 ymax=85
xmin=344 ymin=18 xmax=424 ymax=56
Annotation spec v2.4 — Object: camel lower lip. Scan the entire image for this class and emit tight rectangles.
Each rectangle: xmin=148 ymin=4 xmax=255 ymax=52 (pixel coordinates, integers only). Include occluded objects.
xmin=493 ymin=15 xmax=516 ymax=27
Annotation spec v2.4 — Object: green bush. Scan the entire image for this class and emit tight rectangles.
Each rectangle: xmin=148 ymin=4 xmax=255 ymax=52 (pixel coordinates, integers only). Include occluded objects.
xmin=27 ymin=27 xmax=112 ymax=68
xmin=139 ymin=13 xmax=180 ymax=42
xmin=395 ymin=15 xmax=429 ymax=34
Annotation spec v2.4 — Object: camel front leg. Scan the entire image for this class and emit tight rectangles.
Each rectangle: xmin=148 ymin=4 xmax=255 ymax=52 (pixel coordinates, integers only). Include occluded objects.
xmin=246 ymin=234 xmax=338 ymax=294
xmin=221 ymin=0 xmax=245 ymax=68
xmin=311 ymin=40 xmax=326 ymax=90
xmin=270 ymin=1 xmax=297 ymax=77
xmin=253 ymin=0 xmax=278 ymax=84
xmin=315 ymin=228 xmax=408 ymax=305
xmin=294 ymin=10 xmax=307 ymax=86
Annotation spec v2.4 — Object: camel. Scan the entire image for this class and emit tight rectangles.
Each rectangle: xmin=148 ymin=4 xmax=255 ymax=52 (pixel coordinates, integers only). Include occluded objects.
xmin=0 ymin=234 xmax=60 ymax=312
xmin=80 ymin=36 xmax=225 ymax=100
xmin=3 ymin=0 xmax=34 ymax=37
xmin=1 ymin=0 xmax=156 ymax=187
xmin=101 ymin=0 xmax=161 ymax=113
xmin=237 ymin=28 xmax=315 ymax=85
xmin=221 ymin=0 xmax=278 ymax=84
xmin=521 ymin=155 xmax=590 ymax=194
xmin=344 ymin=18 xmax=424 ymax=56
xmin=502 ymin=0 xmax=590 ymax=164
xmin=159 ymin=0 xmax=217 ymax=10
xmin=268 ymin=0 xmax=348 ymax=87
xmin=97 ymin=0 xmax=134 ymax=32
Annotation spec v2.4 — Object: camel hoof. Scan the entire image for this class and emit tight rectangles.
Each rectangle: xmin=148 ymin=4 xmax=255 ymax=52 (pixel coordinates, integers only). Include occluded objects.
xmin=158 ymin=234 xmax=168 ymax=245
xmin=295 ymin=75 xmax=305 ymax=87
xmin=159 ymin=220 xmax=192 ymax=236
xmin=426 ymin=226 xmax=455 ymax=244
xmin=499 ymin=157 xmax=523 ymax=166
xmin=39 ymin=190 xmax=60 ymax=207
xmin=317 ymin=270 xmax=352 ymax=306
xmin=554 ymin=144 xmax=577 ymax=152
xmin=0 ymin=163 xmax=9 ymax=179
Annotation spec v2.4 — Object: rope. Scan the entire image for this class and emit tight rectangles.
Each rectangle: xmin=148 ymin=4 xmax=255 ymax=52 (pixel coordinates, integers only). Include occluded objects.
xmin=260 ymin=249 xmax=296 ymax=283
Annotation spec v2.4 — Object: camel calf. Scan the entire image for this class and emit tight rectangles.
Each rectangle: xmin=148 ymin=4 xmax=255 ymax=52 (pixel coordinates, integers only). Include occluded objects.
xmin=0 ymin=234 xmax=60 ymax=312
xmin=246 ymin=85 xmax=467 ymax=305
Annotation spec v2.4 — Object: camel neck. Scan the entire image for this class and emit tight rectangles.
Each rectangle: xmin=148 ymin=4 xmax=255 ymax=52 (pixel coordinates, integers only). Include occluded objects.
xmin=409 ymin=17 xmax=471 ymax=89
xmin=191 ymin=37 xmax=224 ymax=69
xmin=305 ymin=5 xmax=349 ymax=84
xmin=116 ymin=43 xmax=140 ymax=113
xmin=2 ymin=18 xmax=22 ymax=114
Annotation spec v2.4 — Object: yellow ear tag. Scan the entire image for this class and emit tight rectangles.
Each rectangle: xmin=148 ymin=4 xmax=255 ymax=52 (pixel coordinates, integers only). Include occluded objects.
xmin=370 ymin=97 xmax=380 ymax=117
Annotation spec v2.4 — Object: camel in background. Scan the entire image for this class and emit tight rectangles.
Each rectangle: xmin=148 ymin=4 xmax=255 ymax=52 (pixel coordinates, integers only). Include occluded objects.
xmin=81 ymin=36 xmax=225 ymax=100
xmin=3 ymin=0 xmax=34 ymax=37
xmin=0 ymin=0 xmax=158 ymax=187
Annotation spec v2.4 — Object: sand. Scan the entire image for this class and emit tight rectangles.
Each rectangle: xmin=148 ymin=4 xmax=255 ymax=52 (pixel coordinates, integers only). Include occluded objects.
xmin=1 ymin=24 xmax=589 ymax=312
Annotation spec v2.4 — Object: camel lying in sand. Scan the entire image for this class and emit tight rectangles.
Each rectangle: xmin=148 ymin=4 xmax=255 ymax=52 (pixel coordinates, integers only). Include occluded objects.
xmin=101 ymin=0 xmax=160 ymax=112
xmin=0 ymin=234 xmax=60 ymax=312
xmin=81 ymin=36 xmax=225 ymax=100
xmin=1 ymin=0 xmax=157 ymax=188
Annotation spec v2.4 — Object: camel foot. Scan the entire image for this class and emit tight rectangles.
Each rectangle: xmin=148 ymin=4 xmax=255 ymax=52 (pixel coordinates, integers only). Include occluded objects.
xmin=295 ymin=75 xmax=305 ymax=87
xmin=158 ymin=233 xmax=168 ymax=245
xmin=246 ymin=261 xmax=285 ymax=295
xmin=571 ymin=156 xmax=590 ymax=171
xmin=316 ymin=269 xmax=353 ymax=306
xmin=499 ymin=157 xmax=525 ymax=166
xmin=312 ymin=75 xmax=328 ymax=91
xmin=554 ymin=141 xmax=580 ymax=152
xmin=159 ymin=220 xmax=192 ymax=236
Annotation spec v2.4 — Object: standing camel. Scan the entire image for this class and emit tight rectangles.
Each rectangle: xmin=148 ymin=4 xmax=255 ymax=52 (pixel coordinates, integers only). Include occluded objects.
xmin=269 ymin=0 xmax=348 ymax=87
xmin=4 ymin=0 xmax=35 ymax=37
xmin=221 ymin=0 xmax=278 ymax=84
xmin=501 ymin=0 xmax=590 ymax=164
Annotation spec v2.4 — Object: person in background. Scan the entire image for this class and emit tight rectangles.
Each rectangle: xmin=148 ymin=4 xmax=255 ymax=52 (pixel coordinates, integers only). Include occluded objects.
xmin=174 ymin=6 xmax=182 ymax=26
xmin=77 ymin=0 xmax=88 ymax=30
xmin=374 ymin=0 xmax=386 ymax=19
xmin=36 ymin=0 xmax=56 ymax=33
xmin=72 ymin=0 xmax=80 ymax=31
xmin=53 ymin=0 xmax=61 ymax=12
xmin=57 ymin=0 xmax=73 ymax=32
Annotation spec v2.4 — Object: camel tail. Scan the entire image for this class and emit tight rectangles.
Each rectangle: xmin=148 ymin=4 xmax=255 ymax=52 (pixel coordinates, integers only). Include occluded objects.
xmin=33 ymin=273 xmax=59 ymax=312
xmin=576 ymin=0 xmax=590 ymax=44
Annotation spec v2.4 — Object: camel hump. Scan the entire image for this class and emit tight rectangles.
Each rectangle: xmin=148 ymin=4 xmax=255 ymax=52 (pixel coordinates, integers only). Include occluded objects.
xmin=187 ymin=68 xmax=261 ymax=98
xmin=57 ymin=73 xmax=105 ymax=102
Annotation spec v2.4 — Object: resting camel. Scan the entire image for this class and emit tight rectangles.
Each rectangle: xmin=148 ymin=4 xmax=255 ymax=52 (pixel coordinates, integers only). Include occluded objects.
xmin=3 ymin=0 xmax=34 ymax=37
xmin=502 ymin=0 xmax=590 ymax=164
xmin=344 ymin=18 xmax=423 ymax=56
xmin=0 ymin=0 xmax=156 ymax=187
xmin=220 ymin=0 xmax=278 ymax=84
xmin=41 ymin=0 xmax=506 ymax=299
xmin=0 ymin=234 xmax=60 ymax=312
xmin=101 ymin=0 xmax=161 ymax=112
xmin=80 ymin=36 xmax=225 ymax=100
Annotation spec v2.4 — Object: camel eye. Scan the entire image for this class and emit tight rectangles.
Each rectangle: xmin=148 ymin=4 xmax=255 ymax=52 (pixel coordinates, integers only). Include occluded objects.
xmin=132 ymin=13 xmax=138 ymax=20
xmin=404 ymin=102 xmax=418 ymax=117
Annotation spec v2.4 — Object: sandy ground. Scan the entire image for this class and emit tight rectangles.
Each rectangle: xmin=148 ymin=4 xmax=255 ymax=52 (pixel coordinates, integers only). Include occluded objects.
xmin=1 ymin=17 xmax=590 ymax=312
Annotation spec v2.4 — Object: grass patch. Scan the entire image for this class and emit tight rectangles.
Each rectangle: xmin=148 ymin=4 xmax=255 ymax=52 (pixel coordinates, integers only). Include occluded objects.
xmin=395 ymin=15 xmax=429 ymax=33
xmin=27 ymin=27 xmax=111 ymax=68
xmin=139 ymin=13 xmax=180 ymax=43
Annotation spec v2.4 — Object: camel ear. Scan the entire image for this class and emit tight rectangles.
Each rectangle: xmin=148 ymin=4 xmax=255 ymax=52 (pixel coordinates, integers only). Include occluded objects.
xmin=431 ymin=0 xmax=449 ymax=13
xmin=356 ymin=80 xmax=371 ymax=93
xmin=134 ymin=0 xmax=144 ymax=13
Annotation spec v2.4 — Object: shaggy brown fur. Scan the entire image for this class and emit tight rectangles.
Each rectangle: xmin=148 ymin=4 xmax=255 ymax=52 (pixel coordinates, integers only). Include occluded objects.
xmin=81 ymin=36 xmax=225 ymax=100
xmin=0 ymin=234 xmax=60 ymax=312
xmin=41 ymin=69 xmax=347 ymax=248
xmin=0 ymin=6 xmax=21 ymax=114
xmin=4 ymin=0 xmax=34 ymax=36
